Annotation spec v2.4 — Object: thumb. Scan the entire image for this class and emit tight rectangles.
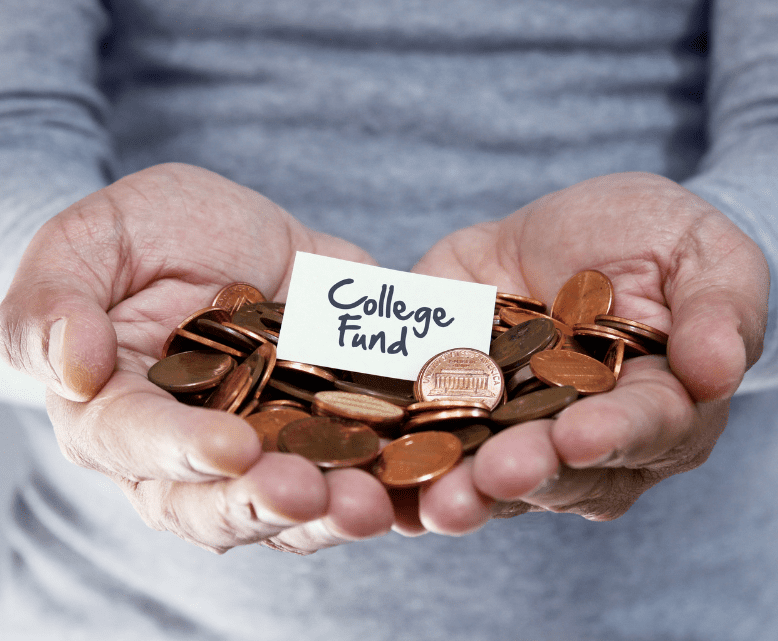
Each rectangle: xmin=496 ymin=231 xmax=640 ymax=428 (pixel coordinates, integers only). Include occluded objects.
xmin=667 ymin=250 xmax=769 ymax=403
xmin=1 ymin=278 xmax=116 ymax=402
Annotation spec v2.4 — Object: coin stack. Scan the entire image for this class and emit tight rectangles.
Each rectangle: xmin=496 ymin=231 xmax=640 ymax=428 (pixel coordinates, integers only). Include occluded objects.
xmin=147 ymin=272 xmax=668 ymax=489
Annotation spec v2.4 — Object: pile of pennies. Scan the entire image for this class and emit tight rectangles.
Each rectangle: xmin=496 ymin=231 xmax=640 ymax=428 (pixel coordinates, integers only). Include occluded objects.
xmin=147 ymin=272 xmax=668 ymax=489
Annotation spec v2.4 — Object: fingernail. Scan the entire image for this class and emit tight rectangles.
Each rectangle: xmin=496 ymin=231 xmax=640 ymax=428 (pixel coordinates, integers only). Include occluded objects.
xmin=185 ymin=453 xmax=242 ymax=480
xmin=525 ymin=465 xmax=562 ymax=498
xmin=48 ymin=319 xmax=67 ymax=386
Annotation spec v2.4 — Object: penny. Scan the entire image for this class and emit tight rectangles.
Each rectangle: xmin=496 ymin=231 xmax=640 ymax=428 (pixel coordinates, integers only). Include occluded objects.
xmin=402 ymin=407 xmax=491 ymax=433
xmin=594 ymin=314 xmax=668 ymax=353
xmin=530 ymin=350 xmax=616 ymax=395
xmin=504 ymin=364 xmax=536 ymax=395
xmin=274 ymin=360 xmax=338 ymax=384
xmin=248 ymin=342 xmax=277 ymax=401
xmin=259 ymin=399 xmax=308 ymax=412
xmin=416 ymin=348 xmax=504 ymax=411
xmin=603 ymin=339 xmax=626 ymax=380
xmin=195 ymin=318 xmax=260 ymax=353
xmin=169 ymin=327 xmax=248 ymax=359
xmin=450 ymin=423 xmax=493 ymax=454
xmin=212 ymin=282 xmax=266 ymax=314
xmin=231 ymin=307 xmax=277 ymax=334
xmin=244 ymin=408 xmax=310 ymax=452
xmin=499 ymin=307 xmax=574 ymax=337
xmin=232 ymin=348 xmax=267 ymax=414
xmin=266 ymin=377 xmax=317 ymax=404
xmin=495 ymin=292 xmax=547 ymax=314
xmin=147 ymin=351 xmax=236 ymax=393
xmin=333 ymin=378 xmax=416 ymax=407
xmin=371 ymin=431 xmax=463 ymax=488
xmin=406 ymin=399 xmax=491 ymax=414
xmin=349 ymin=372 xmax=416 ymax=397
xmin=491 ymin=385 xmax=579 ymax=427
xmin=204 ymin=362 xmax=254 ymax=411
xmin=572 ymin=324 xmax=650 ymax=358
xmin=550 ymin=270 xmax=614 ymax=327
xmin=489 ymin=318 xmax=556 ymax=372
xmin=277 ymin=416 xmax=380 ymax=468
xmin=312 ymin=391 xmax=406 ymax=428
xmin=161 ymin=306 xmax=231 ymax=357
xmin=219 ymin=321 xmax=273 ymax=346
xmin=508 ymin=377 xmax=548 ymax=398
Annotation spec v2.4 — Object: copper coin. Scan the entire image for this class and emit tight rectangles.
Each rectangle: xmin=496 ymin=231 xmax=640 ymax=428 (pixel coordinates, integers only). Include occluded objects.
xmin=530 ymin=350 xmax=616 ymax=395
xmin=277 ymin=416 xmax=380 ymax=468
xmin=406 ymin=399 xmax=491 ymax=414
xmin=219 ymin=321 xmax=273 ymax=346
xmin=249 ymin=342 xmax=277 ymax=401
xmin=450 ymin=423 xmax=493 ymax=454
xmin=504 ymin=364 xmax=536 ymax=395
xmin=333 ymin=378 xmax=416 ymax=407
xmin=229 ymin=310 xmax=279 ymax=344
xmin=489 ymin=318 xmax=556 ymax=372
xmin=232 ymin=348 xmax=267 ymax=414
xmin=371 ymin=431 xmax=463 ymax=488
xmin=174 ymin=390 xmax=211 ymax=406
xmin=212 ymin=283 xmax=266 ymax=314
xmin=416 ymin=348 xmax=504 ymax=411
xmin=573 ymin=324 xmax=650 ymax=358
xmin=312 ymin=391 xmax=406 ymax=427
xmin=161 ymin=306 xmax=231 ymax=357
xmin=231 ymin=307 xmax=279 ymax=335
xmin=491 ymin=385 xmax=579 ymax=427
xmin=402 ymin=407 xmax=491 ymax=433
xmin=509 ymin=377 xmax=548 ymax=398
xmin=147 ymin=351 xmax=236 ymax=393
xmin=603 ymin=339 xmax=626 ymax=380
xmin=275 ymin=360 xmax=338 ymax=384
xmin=349 ymin=372 xmax=416 ymax=397
xmin=170 ymin=327 xmax=248 ymax=359
xmin=551 ymin=270 xmax=614 ymax=327
xmin=495 ymin=292 xmax=547 ymax=314
xmin=195 ymin=318 xmax=260 ymax=353
xmin=594 ymin=314 xmax=668 ymax=352
xmin=266 ymin=377 xmax=316 ymax=404
xmin=259 ymin=399 xmax=308 ymax=412
xmin=204 ymin=362 xmax=254 ymax=411
xmin=244 ymin=408 xmax=310 ymax=452
xmin=499 ymin=307 xmax=574 ymax=337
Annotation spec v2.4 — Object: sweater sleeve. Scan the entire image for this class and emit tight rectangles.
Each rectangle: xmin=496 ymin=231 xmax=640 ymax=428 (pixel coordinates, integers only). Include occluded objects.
xmin=0 ymin=0 xmax=114 ymax=405
xmin=682 ymin=0 xmax=778 ymax=393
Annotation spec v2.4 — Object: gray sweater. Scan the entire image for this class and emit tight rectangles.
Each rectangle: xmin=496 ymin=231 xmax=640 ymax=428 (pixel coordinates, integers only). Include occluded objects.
xmin=1 ymin=0 xmax=778 ymax=639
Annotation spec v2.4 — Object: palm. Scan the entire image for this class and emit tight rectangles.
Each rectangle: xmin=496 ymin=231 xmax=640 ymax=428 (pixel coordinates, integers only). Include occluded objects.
xmin=4 ymin=163 xmax=394 ymax=554
xmin=409 ymin=172 xmax=768 ymax=526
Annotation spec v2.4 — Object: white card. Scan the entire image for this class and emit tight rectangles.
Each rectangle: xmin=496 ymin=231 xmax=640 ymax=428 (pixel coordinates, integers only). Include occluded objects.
xmin=276 ymin=252 xmax=497 ymax=381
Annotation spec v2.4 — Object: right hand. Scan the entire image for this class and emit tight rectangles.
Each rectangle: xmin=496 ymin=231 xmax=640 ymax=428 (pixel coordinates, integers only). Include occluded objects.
xmin=0 ymin=163 xmax=394 ymax=554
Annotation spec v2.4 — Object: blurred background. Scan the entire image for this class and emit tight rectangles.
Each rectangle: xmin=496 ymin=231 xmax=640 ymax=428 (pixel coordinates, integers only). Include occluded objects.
xmin=0 ymin=364 xmax=45 ymax=563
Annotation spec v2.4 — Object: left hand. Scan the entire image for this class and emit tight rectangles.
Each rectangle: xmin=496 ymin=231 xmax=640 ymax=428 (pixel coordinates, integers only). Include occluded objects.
xmin=402 ymin=172 xmax=769 ymax=534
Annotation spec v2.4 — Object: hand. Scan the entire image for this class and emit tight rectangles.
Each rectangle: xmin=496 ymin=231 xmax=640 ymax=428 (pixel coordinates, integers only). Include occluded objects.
xmin=0 ymin=163 xmax=394 ymax=554
xmin=407 ymin=172 xmax=769 ymax=533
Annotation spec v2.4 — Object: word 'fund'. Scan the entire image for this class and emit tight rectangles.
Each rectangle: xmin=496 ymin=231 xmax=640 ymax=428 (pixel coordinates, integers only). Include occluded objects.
xmin=328 ymin=278 xmax=455 ymax=356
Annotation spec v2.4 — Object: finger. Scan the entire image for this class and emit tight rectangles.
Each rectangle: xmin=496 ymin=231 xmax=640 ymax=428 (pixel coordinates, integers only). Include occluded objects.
xmin=47 ymin=370 xmax=262 ymax=482
xmin=263 ymin=467 xmax=394 ymax=554
xmin=663 ymin=209 xmax=769 ymax=401
xmin=1 ymin=279 xmax=117 ymax=402
xmin=668 ymin=281 xmax=767 ymax=401
xmin=120 ymin=452 xmax=329 ymax=554
xmin=551 ymin=356 xmax=707 ymax=471
xmin=418 ymin=458 xmax=494 ymax=535
xmin=472 ymin=419 xmax=561 ymax=502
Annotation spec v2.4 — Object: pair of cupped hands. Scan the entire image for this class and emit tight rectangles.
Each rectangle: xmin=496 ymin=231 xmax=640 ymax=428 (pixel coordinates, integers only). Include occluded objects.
xmin=0 ymin=163 xmax=768 ymax=555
